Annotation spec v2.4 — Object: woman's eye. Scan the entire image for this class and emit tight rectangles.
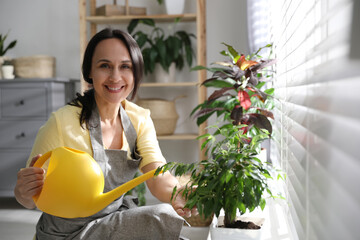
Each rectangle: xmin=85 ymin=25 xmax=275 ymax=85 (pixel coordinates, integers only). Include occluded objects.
xmin=121 ymin=64 xmax=132 ymax=70
xmin=100 ymin=63 xmax=110 ymax=68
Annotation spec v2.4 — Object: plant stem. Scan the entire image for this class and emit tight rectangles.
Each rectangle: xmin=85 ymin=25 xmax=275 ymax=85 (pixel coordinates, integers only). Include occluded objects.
xmin=224 ymin=211 xmax=235 ymax=227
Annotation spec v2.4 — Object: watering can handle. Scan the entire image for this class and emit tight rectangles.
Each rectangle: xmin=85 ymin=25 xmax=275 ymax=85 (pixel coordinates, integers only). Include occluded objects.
xmin=33 ymin=150 xmax=52 ymax=168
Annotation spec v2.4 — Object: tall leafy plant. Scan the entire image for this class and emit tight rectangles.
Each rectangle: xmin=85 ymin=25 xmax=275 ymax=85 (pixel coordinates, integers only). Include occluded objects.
xmin=127 ymin=19 xmax=195 ymax=75
xmin=156 ymin=43 xmax=284 ymax=228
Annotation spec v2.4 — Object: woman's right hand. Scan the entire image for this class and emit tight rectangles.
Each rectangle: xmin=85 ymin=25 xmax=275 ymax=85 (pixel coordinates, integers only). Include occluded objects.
xmin=14 ymin=154 xmax=45 ymax=209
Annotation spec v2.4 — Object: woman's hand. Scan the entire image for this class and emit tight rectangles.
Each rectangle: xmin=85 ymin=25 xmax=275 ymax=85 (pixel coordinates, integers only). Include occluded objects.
xmin=171 ymin=187 xmax=198 ymax=218
xmin=14 ymin=154 xmax=45 ymax=209
xmin=142 ymin=162 xmax=198 ymax=218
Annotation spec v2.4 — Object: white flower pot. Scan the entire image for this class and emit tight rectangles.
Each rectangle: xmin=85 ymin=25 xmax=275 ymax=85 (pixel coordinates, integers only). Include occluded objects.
xmin=210 ymin=215 xmax=265 ymax=240
xmin=180 ymin=225 xmax=210 ymax=240
xmin=1 ymin=65 xmax=15 ymax=79
xmin=153 ymin=62 xmax=176 ymax=83
xmin=164 ymin=0 xmax=185 ymax=15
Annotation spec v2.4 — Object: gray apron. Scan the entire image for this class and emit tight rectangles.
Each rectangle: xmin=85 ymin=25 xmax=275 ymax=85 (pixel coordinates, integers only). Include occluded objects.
xmin=35 ymin=104 xmax=184 ymax=240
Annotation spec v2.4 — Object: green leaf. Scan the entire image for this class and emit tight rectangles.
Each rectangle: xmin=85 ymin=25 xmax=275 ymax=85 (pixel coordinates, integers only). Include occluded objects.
xmin=127 ymin=19 xmax=139 ymax=34
xmin=222 ymin=42 xmax=239 ymax=62
xmin=141 ymin=19 xmax=156 ymax=27
xmin=225 ymin=172 xmax=233 ymax=183
xmin=196 ymin=112 xmax=214 ymax=125
xmin=203 ymin=78 xmax=236 ymax=88
xmin=255 ymin=81 xmax=266 ymax=89
xmin=264 ymin=88 xmax=274 ymax=95
xmin=238 ymin=201 xmax=246 ymax=214
xmin=191 ymin=65 xmax=209 ymax=71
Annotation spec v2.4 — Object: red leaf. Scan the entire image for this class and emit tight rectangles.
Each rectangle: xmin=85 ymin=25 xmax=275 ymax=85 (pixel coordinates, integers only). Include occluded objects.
xmin=208 ymin=87 xmax=233 ymax=102
xmin=230 ymin=105 xmax=243 ymax=125
xmin=238 ymin=90 xmax=251 ymax=110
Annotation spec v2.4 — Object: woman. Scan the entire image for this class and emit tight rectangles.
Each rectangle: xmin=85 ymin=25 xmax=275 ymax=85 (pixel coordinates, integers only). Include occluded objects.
xmin=14 ymin=28 xmax=195 ymax=239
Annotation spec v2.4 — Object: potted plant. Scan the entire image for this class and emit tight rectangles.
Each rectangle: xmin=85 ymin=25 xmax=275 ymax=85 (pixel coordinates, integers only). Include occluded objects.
xmin=1 ymin=59 xmax=15 ymax=79
xmin=156 ymin=43 xmax=284 ymax=237
xmin=156 ymin=0 xmax=186 ymax=15
xmin=0 ymin=32 xmax=17 ymax=79
xmin=127 ymin=18 xmax=195 ymax=82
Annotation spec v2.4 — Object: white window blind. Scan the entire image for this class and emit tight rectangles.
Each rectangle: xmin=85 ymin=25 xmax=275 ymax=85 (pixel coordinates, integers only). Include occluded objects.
xmin=248 ymin=0 xmax=360 ymax=239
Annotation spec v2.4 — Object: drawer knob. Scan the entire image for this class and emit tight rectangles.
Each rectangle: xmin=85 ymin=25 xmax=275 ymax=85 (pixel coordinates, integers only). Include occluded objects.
xmin=15 ymin=100 xmax=25 ymax=106
xmin=15 ymin=132 xmax=26 ymax=139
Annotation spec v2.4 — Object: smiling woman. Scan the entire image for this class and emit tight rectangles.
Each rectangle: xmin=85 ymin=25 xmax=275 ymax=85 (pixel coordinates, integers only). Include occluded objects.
xmin=13 ymin=28 xmax=196 ymax=240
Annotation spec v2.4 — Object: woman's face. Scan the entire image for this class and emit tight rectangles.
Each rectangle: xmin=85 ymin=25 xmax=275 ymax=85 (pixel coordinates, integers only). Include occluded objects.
xmin=90 ymin=38 xmax=134 ymax=107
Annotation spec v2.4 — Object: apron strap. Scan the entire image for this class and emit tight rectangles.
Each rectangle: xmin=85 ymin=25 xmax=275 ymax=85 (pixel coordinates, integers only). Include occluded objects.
xmin=119 ymin=103 xmax=137 ymax=155
xmin=89 ymin=105 xmax=104 ymax=151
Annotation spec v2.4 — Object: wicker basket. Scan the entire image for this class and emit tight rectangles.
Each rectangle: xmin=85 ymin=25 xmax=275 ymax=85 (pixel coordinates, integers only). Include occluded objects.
xmin=14 ymin=55 xmax=55 ymax=78
xmin=136 ymin=97 xmax=180 ymax=135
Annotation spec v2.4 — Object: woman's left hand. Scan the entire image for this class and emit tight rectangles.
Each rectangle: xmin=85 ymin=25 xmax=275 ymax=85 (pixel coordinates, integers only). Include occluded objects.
xmin=171 ymin=187 xmax=198 ymax=218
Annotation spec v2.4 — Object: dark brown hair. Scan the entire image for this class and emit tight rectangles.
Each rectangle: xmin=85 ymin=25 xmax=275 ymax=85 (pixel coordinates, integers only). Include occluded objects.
xmin=69 ymin=28 xmax=144 ymax=128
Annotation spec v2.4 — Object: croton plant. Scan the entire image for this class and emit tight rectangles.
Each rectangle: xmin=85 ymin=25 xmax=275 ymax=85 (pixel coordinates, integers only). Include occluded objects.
xmin=156 ymin=43 xmax=284 ymax=228
xmin=192 ymin=43 xmax=276 ymax=140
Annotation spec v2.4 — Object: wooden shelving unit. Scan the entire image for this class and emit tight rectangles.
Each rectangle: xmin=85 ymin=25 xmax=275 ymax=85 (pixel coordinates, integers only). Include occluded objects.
xmin=157 ymin=134 xmax=198 ymax=140
xmin=86 ymin=13 xmax=197 ymax=24
xmin=140 ymin=82 xmax=198 ymax=87
xmin=78 ymin=0 xmax=207 ymax=159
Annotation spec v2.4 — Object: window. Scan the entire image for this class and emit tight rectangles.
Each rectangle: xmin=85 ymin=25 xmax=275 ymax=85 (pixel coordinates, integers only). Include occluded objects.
xmin=247 ymin=0 xmax=360 ymax=239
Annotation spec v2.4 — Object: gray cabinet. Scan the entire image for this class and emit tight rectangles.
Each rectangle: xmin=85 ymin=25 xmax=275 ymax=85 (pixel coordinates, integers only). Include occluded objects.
xmin=0 ymin=79 xmax=76 ymax=196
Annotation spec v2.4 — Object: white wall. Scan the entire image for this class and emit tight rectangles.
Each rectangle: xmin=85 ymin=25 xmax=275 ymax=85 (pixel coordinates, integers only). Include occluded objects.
xmin=0 ymin=0 xmax=248 ymax=198
xmin=0 ymin=0 xmax=248 ymax=80
xmin=0 ymin=0 xmax=80 ymax=79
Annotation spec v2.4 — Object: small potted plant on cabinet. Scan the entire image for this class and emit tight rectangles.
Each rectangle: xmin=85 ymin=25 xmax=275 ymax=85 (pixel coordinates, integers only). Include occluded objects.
xmin=1 ymin=59 xmax=15 ymax=79
xmin=0 ymin=32 xmax=17 ymax=79
xmin=156 ymin=43 xmax=284 ymax=239
xmin=127 ymin=18 xmax=195 ymax=83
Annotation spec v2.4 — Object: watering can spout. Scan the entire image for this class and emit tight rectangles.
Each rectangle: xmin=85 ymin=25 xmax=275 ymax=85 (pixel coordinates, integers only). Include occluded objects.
xmin=93 ymin=169 xmax=162 ymax=211
xmin=32 ymin=147 xmax=163 ymax=219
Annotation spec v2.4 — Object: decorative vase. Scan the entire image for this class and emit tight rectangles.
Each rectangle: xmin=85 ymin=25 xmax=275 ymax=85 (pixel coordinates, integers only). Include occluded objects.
xmin=164 ymin=0 xmax=185 ymax=15
xmin=153 ymin=62 xmax=176 ymax=83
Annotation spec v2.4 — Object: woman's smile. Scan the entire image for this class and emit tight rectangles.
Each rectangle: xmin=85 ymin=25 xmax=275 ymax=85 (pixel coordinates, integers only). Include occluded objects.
xmin=105 ymin=85 xmax=125 ymax=92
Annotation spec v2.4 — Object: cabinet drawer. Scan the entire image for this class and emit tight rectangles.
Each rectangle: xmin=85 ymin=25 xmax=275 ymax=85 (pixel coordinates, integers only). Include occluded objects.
xmin=0 ymin=120 xmax=44 ymax=149
xmin=0 ymin=87 xmax=47 ymax=118
xmin=0 ymin=151 xmax=29 ymax=196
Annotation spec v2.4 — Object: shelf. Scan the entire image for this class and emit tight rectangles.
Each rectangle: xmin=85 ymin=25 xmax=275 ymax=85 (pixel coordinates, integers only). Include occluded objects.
xmin=79 ymin=0 xmax=207 ymax=160
xmin=157 ymin=134 xmax=198 ymax=140
xmin=140 ymin=82 xmax=198 ymax=87
xmin=86 ymin=13 xmax=197 ymax=24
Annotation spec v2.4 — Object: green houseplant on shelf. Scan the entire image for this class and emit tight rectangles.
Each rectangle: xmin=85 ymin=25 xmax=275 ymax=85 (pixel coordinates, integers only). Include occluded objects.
xmin=156 ymin=43 xmax=284 ymax=230
xmin=127 ymin=18 xmax=195 ymax=76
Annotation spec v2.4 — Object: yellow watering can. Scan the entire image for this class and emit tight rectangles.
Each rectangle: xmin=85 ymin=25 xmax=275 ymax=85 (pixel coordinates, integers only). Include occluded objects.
xmin=32 ymin=146 xmax=162 ymax=218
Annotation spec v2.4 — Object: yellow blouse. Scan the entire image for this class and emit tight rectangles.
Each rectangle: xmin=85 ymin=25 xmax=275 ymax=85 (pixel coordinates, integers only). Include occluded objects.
xmin=26 ymin=100 xmax=166 ymax=171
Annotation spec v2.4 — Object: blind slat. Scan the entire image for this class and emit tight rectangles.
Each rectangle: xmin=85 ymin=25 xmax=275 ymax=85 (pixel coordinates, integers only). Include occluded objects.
xmin=248 ymin=0 xmax=360 ymax=239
